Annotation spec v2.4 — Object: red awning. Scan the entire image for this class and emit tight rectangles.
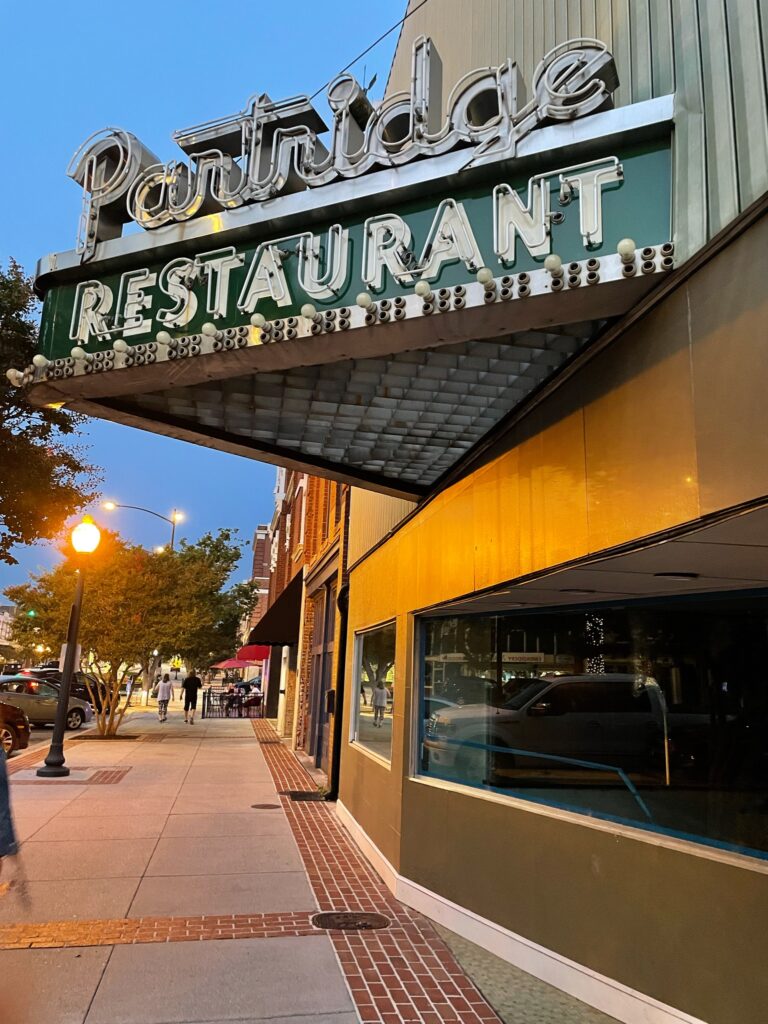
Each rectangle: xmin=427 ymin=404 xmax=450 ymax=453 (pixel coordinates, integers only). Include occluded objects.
xmin=210 ymin=658 xmax=260 ymax=670
xmin=236 ymin=644 xmax=271 ymax=662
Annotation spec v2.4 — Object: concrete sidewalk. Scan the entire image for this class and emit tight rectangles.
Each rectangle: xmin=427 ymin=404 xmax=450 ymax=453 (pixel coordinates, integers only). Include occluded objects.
xmin=1 ymin=710 xmax=616 ymax=1024
xmin=1 ymin=712 xmax=356 ymax=1024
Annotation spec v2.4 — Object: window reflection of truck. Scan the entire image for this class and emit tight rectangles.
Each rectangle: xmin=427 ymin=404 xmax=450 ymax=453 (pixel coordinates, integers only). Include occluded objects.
xmin=423 ymin=674 xmax=717 ymax=780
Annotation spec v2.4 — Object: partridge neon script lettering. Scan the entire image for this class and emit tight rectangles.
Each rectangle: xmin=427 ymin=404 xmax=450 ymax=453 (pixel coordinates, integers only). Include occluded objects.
xmin=69 ymin=157 xmax=624 ymax=345
xmin=68 ymin=36 xmax=618 ymax=261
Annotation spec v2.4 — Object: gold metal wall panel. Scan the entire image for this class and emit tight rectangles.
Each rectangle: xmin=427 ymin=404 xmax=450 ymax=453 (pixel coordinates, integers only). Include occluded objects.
xmin=339 ymin=208 xmax=768 ymax=855
xmin=689 ymin=215 xmax=768 ymax=512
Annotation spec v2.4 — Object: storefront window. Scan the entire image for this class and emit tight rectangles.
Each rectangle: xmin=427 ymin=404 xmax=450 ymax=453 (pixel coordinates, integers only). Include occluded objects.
xmin=353 ymin=621 xmax=396 ymax=761
xmin=420 ymin=594 xmax=768 ymax=859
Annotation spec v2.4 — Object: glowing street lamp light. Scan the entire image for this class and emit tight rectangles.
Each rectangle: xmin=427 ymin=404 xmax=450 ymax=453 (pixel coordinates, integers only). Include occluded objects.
xmin=71 ymin=516 xmax=102 ymax=553
xmin=102 ymin=502 xmax=185 ymax=550
xmin=37 ymin=516 xmax=101 ymax=778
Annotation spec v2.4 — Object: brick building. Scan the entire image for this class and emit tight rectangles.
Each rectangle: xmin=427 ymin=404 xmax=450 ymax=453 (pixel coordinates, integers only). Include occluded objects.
xmin=245 ymin=468 xmax=348 ymax=775
xmin=247 ymin=525 xmax=270 ymax=631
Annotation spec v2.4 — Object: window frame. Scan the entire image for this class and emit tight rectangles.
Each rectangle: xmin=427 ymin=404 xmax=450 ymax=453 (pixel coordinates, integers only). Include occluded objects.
xmin=411 ymin=600 xmax=768 ymax=866
xmin=350 ymin=617 xmax=397 ymax=767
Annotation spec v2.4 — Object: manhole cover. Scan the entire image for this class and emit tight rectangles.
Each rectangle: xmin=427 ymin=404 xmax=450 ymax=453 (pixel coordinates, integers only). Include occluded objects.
xmin=312 ymin=912 xmax=390 ymax=931
xmin=251 ymin=803 xmax=280 ymax=809
xmin=279 ymin=790 xmax=326 ymax=801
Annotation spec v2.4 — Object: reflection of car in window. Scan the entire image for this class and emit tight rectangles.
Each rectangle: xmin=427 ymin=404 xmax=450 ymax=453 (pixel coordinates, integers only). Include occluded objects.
xmin=424 ymin=674 xmax=672 ymax=778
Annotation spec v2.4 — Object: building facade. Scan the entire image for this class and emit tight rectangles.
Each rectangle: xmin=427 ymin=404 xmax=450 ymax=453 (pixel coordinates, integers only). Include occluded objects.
xmin=17 ymin=3 xmax=768 ymax=1021
xmin=247 ymin=525 xmax=270 ymax=630
xmin=335 ymin=6 xmax=768 ymax=1024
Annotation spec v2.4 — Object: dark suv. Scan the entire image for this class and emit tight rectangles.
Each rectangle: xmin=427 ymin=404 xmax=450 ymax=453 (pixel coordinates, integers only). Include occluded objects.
xmin=0 ymin=699 xmax=31 ymax=755
xmin=22 ymin=669 xmax=103 ymax=710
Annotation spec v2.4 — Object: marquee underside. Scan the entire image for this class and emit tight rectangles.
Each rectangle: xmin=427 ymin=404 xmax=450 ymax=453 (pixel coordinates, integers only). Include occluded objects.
xmin=27 ymin=259 xmax=675 ymax=498
xmin=83 ymin=322 xmax=604 ymax=496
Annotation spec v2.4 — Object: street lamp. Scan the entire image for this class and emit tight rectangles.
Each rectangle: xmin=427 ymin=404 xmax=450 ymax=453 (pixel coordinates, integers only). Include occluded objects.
xmin=102 ymin=502 xmax=185 ymax=550
xmin=37 ymin=515 xmax=101 ymax=778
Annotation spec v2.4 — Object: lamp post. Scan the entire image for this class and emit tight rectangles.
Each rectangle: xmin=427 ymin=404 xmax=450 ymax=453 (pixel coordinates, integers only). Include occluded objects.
xmin=37 ymin=516 xmax=101 ymax=778
xmin=102 ymin=502 xmax=184 ymax=550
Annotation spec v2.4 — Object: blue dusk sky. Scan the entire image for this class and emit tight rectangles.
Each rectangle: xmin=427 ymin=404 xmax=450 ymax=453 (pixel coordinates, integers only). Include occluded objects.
xmin=0 ymin=0 xmax=403 ymax=591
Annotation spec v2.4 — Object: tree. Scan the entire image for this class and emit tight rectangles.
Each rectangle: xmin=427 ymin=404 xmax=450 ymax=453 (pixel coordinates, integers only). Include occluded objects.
xmin=0 ymin=259 xmax=99 ymax=564
xmin=360 ymin=625 xmax=396 ymax=688
xmin=6 ymin=527 xmax=257 ymax=736
xmin=168 ymin=530 xmax=258 ymax=671
xmin=8 ymin=530 xmax=156 ymax=734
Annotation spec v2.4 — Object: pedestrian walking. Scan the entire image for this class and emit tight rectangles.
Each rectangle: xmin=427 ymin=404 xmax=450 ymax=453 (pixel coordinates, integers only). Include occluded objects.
xmin=157 ymin=673 xmax=174 ymax=722
xmin=372 ymin=680 xmax=388 ymax=727
xmin=181 ymin=669 xmax=203 ymax=724
xmin=0 ymin=749 xmax=18 ymax=892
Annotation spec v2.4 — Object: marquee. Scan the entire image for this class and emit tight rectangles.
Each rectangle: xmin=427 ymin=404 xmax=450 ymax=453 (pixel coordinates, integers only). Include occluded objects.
xmin=11 ymin=37 xmax=675 ymax=497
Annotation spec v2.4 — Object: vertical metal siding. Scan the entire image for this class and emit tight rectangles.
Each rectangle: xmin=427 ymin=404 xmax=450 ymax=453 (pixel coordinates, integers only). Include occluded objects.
xmin=346 ymin=489 xmax=417 ymax=566
xmin=629 ymin=0 xmax=653 ymax=102
xmin=726 ymin=0 xmax=768 ymax=210
xmin=649 ymin=0 xmax=675 ymax=98
xmin=670 ymin=0 xmax=708 ymax=257
xmin=387 ymin=0 xmax=768 ymax=260
xmin=698 ymin=1 xmax=740 ymax=233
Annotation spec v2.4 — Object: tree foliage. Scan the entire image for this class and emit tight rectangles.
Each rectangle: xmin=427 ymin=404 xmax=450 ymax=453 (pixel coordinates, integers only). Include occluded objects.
xmin=6 ymin=527 xmax=257 ymax=735
xmin=360 ymin=625 xmax=396 ymax=687
xmin=0 ymin=259 xmax=100 ymax=563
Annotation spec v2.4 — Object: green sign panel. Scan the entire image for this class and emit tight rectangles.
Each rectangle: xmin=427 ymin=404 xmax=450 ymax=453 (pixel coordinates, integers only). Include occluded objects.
xmin=39 ymin=143 xmax=670 ymax=361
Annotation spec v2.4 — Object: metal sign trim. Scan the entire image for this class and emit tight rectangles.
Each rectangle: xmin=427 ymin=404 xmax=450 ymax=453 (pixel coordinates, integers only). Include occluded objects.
xmin=36 ymin=97 xmax=673 ymax=292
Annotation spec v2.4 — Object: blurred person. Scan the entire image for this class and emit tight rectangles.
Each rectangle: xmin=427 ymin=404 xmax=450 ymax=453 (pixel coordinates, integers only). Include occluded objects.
xmin=181 ymin=669 xmax=203 ymax=724
xmin=157 ymin=673 xmax=174 ymax=722
xmin=372 ymin=680 xmax=388 ymax=727
xmin=0 ymin=748 xmax=17 ymax=893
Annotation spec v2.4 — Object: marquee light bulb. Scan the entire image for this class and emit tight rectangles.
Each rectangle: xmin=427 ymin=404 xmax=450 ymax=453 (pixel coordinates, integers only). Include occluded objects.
xmin=476 ymin=267 xmax=494 ymax=286
xmin=113 ymin=339 xmax=128 ymax=353
xmin=5 ymin=368 xmax=23 ymax=386
xmin=414 ymin=280 xmax=432 ymax=297
xmin=356 ymin=292 xmax=373 ymax=309
xmin=155 ymin=330 xmax=172 ymax=345
xmin=617 ymin=238 xmax=636 ymax=261
xmin=32 ymin=354 xmax=49 ymax=368
xmin=300 ymin=303 xmax=317 ymax=319
xmin=71 ymin=346 xmax=87 ymax=360
xmin=250 ymin=313 xmax=266 ymax=328
xmin=201 ymin=322 xmax=217 ymax=336
xmin=544 ymin=253 xmax=563 ymax=274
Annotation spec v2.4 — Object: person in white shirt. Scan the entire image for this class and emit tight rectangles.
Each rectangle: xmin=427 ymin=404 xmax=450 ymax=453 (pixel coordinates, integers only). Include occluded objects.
xmin=157 ymin=674 xmax=174 ymax=722
xmin=372 ymin=681 xmax=388 ymax=727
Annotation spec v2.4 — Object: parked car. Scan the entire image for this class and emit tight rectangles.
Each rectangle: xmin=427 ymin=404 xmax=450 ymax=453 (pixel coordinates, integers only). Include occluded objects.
xmin=0 ymin=676 xmax=93 ymax=730
xmin=423 ymin=696 xmax=458 ymax=727
xmin=424 ymin=674 xmax=674 ymax=779
xmin=0 ymin=699 xmax=31 ymax=755
xmin=15 ymin=668 xmax=103 ymax=710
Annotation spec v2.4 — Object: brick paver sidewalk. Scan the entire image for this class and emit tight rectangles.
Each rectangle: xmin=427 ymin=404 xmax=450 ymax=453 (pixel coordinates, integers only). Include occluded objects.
xmin=252 ymin=719 xmax=501 ymax=1023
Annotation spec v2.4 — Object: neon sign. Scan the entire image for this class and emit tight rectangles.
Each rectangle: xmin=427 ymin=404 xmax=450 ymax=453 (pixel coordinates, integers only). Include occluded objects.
xmin=68 ymin=36 xmax=618 ymax=261
xmin=65 ymin=156 xmax=630 ymax=345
